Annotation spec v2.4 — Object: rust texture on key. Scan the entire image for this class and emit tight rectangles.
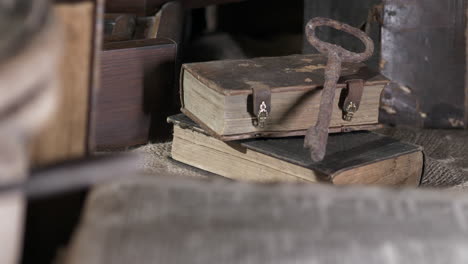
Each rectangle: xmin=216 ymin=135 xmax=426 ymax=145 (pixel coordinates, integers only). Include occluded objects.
xmin=304 ymin=17 xmax=374 ymax=162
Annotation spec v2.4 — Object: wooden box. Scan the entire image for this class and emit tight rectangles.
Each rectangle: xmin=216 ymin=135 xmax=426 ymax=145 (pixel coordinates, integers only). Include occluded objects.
xmin=90 ymin=17 xmax=177 ymax=149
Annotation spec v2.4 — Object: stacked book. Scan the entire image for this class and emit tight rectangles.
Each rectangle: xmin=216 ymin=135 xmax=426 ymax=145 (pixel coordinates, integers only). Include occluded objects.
xmin=168 ymin=54 xmax=423 ymax=186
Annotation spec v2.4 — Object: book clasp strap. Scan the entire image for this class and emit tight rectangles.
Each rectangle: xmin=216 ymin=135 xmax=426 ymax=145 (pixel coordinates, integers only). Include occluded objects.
xmin=342 ymin=79 xmax=364 ymax=121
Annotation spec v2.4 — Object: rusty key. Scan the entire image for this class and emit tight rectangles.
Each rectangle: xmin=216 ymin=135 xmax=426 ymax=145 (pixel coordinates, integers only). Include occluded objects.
xmin=304 ymin=17 xmax=374 ymax=162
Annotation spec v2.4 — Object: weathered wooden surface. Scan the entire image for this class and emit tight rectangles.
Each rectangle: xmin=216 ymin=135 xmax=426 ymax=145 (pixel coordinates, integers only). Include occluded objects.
xmin=380 ymin=0 xmax=467 ymax=128
xmin=92 ymin=2 xmax=183 ymax=149
xmin=65 ymin=175 xmax=468 ymax=264
xmin=92 ymin=39 xmax=177 ymax=149
xmin=31 ymin=0 xmax=103 ymax=166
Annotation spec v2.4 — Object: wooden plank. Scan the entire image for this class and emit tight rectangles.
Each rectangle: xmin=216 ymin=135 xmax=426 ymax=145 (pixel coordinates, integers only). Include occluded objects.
xmin=92 ymin=39 xmax=177 ymax=149
xmin=30 ymin=0 xmax=102 ymax=166
xmin=91 ymin=3 xmax=184 ymax=149
xmin=380 ymin=0 xmax=467 ymax=128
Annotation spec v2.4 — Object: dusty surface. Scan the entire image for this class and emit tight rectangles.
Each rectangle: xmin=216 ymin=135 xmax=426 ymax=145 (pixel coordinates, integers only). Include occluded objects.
xmin=134 ymin=142 xmax=217 ymax=180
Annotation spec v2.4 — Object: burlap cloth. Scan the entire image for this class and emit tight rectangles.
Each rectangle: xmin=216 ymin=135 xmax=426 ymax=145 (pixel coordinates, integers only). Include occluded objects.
xmin=377 ymin=128 xmax=468 ymax=188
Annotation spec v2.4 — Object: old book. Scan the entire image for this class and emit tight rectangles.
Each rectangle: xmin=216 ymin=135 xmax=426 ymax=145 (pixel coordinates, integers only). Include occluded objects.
xmin=169 ymin=114 xmax=423 ymax=186
xmin=180 ymin=54 xmax=389 ymax=141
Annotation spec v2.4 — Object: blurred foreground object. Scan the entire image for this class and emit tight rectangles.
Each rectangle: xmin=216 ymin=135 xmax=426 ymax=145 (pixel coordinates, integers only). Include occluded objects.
xmin=30 ymin=0 xmax=103 ymax=166
xmin=0 ymin=0 xmax=62 ymax=263
xmin=65 ymin=175 xmax=468 ymax=264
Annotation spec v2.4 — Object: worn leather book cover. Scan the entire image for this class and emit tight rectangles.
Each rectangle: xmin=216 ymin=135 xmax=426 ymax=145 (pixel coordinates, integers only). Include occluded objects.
xmin=168 ymin=114 xmax=422 ymax=186
xmin=180 ymin=54 xmax=389 ymax=141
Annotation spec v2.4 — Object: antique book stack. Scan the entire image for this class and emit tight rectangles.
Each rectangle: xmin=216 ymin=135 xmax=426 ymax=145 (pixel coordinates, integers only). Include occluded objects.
xmin=168 ymin=53 xmax=424 ymax=186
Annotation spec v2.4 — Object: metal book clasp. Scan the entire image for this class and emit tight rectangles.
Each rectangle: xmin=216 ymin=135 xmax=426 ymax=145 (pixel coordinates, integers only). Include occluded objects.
xmin=255 ymin=101 xmax=269 ymax=128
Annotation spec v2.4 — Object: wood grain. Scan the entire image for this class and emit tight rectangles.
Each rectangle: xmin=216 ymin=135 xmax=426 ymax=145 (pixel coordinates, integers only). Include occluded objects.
xmin=380 ymin=0 xmax=467 ymax=128
xmin=30 ymin=1 xmax=97 ymax=167
xmin=92 ymin=39 xmax=177 ymax=149
xmin=92 ymin=2 xmax=184 ymax=149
